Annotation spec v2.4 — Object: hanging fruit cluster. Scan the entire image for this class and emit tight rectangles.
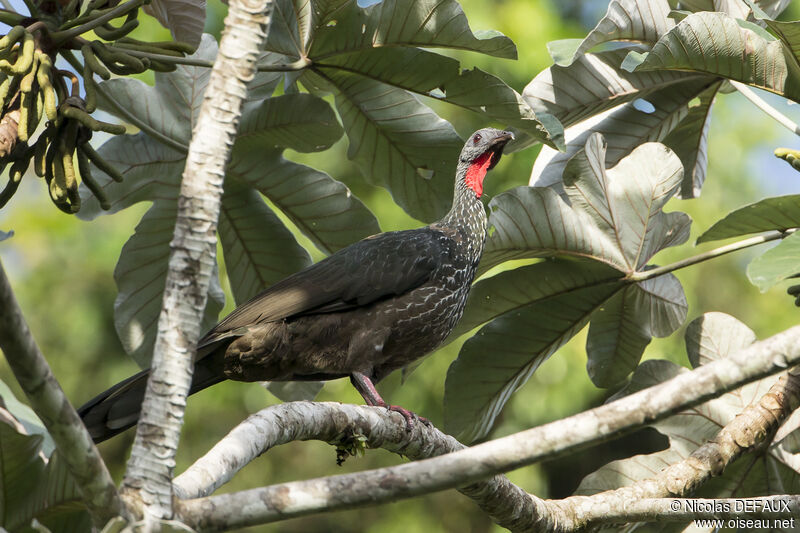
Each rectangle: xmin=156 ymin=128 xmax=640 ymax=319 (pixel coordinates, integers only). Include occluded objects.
xmin=0 ymin=0 xmax=194 ymax=212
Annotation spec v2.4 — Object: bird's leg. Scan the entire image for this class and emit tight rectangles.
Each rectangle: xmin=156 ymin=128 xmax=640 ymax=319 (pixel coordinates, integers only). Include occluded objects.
xmin=349 ymin=372 xmax=430 ymax=430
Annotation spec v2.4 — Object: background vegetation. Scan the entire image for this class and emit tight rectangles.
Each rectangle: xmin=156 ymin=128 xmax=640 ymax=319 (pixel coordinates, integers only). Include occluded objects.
xmin=2 ymin=0 xmax=800 ymax=530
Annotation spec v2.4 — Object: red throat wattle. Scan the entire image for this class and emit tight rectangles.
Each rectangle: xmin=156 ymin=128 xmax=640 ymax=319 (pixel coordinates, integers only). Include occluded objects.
xmin=465 ymin=151 xmax=494 ymax=198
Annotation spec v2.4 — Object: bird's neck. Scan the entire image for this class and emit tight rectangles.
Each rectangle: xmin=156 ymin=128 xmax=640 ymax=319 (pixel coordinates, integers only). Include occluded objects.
xmin=437 ymin=165 xmax=488 ymax=236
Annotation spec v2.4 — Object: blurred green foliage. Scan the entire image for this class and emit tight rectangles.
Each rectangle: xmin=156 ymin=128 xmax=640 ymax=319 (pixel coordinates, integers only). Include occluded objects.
xmin=1 ymin=0 xmax=800 ymax=531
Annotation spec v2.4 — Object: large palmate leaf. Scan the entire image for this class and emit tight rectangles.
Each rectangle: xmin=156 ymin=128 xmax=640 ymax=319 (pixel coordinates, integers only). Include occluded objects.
xmin=578 ymin=313 xmax=800 ymax=517
xmin=551 ymin=0 xmax=674 ymax=67
xmin=0 ymin=380 xmax=54 ymax=457
xmin=485 ymin=135 xmax=690 ymax=274
xmin=306 ymin=0 xmax=517 ymax=60
xmin=747 ymin=231 xmax=800 ymax=292
xmin=697 ymin=194 xmax=800 ymax=243
xmin=81 ymin=33 xmax=378 ymax=376
xmin=97 ymin=36 xmax=285 ymax=151
xmin=445 ymin=264 xmax=621 ymax=442
xmin=228 ymin=150 xmax=380 ymax=254
xmin=113 ymin=202 xmax=226 ymax=367
xmin=219 ymin=184 xmax=311 ymax=306
xmin=236 ymin=93 xmax=343 ymax=153
xmin=661 ymin=82 xmax=720 ymax=198
xmin=143 ymin=0 xmax=205 ymax=49
xmin=622 ymin=11 xmax=800 ymax=103
xmin=525 ymin=46 xmax=719 ymax=197
xmin=586 ymin=275 xmax=686 ymax=386
xmin=304 ymin=69 xmax=463 ymax=222
xmin=0 ymin=417 xmax=89 ymax=532
xmin=446 ymin=136 xmax=691 ymax=441
xmin=524 ymin=48 xmax=704 ymax=131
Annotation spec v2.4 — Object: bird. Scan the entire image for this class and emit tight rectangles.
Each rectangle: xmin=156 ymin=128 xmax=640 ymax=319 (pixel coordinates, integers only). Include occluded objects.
xmin=78 ymin=127 xmax=514 ymax=442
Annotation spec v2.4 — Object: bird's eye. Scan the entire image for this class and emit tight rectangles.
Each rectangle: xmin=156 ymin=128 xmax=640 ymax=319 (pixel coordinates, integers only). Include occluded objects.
xmin=473 ymin=133 xmax=482 ymax=144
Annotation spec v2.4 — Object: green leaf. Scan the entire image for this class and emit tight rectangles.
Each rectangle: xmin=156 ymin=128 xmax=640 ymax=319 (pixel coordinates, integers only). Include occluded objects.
xmin=304 ymin=69 xmax=463 ymax=222
xmin=23 ymin=451 xmax=89 ymax=533
xmin=229 ymin=151 xmax=380 ymax=254
xmin=661 ymin=82 xmax=721 ymax=198
xmin=237 ymin=93 xmax=343 ymax=153
xmin=678 ymin=0 xmax=751 ymax=17
xmin=315 ymin=52 xmax=561 ymax=148
xmin=98 ymin=35 xmax=286 ymax=151
xmin=578 ymin=313 xmax=797 ymax=504
xmin=696 ymin=194 xmax=800 ymax=243
xmin=0 ymin=420 xmax=46 ymax=529
xmin=546 ymin=38 xmax=583 ymax=66
xmin=485 ymin=134 xmax=690 ymax=274
xmin=76 ymin=133 xmax=186 ymax=219
xmin=264 ymin=0 xmax=312 ymax=58
xmin=143 ymin=0 xmax=205 ymax=49
xmin=529 ymin=76 xmax=719 ymax=194
xmin=314 ymin=47 xmax=460 ymax=94
xmin=265 ymin=381 xmax=324 ymax=402
xmin=439 ymin=67 xmax=562 ymax=148
xmin=684 ymin=311 xmax=756 ymax=369
xmin=554 ymin=0 xmax=674 ymax=67
xmin=451 ymin=259 xmax=623 ymax=340
xmin=219 ymin=183 xmax=311 ymax=306
xmin=523 ymin=48 xmax=703 ymax=130
xmin=622 ymin=11 xmax=800 ymax=103
xmin=113 ymin=202 xmax=226 ymax=367
xmin=0 ymin=419 xmax=89 ymax=532
xmin=586 ymin=274 xmax=687 ymax=387
xmin=747 ymin=231 xmax=800 ymax=291
xmin=445 ymin=281 xmax=620 ymax=442
xmin=97 ymin=35 xmax=218 ymax=149
xmin=306 ymin=0 xmax=517 ymax=60
xmin=0 ymin=380 xmax=54 ymax=457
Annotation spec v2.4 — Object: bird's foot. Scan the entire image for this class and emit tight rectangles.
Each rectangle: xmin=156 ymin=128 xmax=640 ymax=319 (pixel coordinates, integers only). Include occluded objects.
xmin=386 ymin=404 xmax=431 ymax=431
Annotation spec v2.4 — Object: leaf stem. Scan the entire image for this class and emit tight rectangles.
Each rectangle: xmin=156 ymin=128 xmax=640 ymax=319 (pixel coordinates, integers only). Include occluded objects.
xmin=629 ymin=230 xmax=792 ymax=282
xmin=732 ymin=80 xmax=800 ymax=136
xmin=51 ymin=0 xmax=146 ymax=45
xmin=103 ymin=47 xmax=312 ymax=72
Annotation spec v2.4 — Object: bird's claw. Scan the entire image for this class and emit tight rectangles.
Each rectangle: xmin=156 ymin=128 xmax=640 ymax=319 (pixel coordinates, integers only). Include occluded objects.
xmin=386 ymin=405 xmax=431 ymax=431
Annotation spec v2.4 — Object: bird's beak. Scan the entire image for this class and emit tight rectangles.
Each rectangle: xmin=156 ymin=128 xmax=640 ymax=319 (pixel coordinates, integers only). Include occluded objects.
xmin=486 ymin=131 xmax=515 ymax=169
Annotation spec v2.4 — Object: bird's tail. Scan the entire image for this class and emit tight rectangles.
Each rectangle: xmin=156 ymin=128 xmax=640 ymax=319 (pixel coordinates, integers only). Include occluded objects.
xmin=78 ymin=354 xmax=225 ymax=443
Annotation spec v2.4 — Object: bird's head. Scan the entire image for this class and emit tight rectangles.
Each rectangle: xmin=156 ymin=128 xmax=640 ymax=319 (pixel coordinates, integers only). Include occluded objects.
xmin=458 ymin=128 xmax=514 ymax=199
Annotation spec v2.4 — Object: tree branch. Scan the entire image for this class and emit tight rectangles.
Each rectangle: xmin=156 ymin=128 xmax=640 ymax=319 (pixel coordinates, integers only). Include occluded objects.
xmin=176 ymin=325 xmax=800 ymax=531
xmin=0 ymin=259 xmax=122 ymax=526
xmin=173 ymin=402 xmax=545 ymax=530
xmin=545 ymin=368 xmax=800 ymax=530
xmin=119 ymin=0 xmax=274 ymax=519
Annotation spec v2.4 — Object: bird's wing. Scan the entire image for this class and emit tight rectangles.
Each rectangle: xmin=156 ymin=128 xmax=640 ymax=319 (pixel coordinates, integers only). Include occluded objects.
xmin=198 ymin=228 xmax=443 ymax=349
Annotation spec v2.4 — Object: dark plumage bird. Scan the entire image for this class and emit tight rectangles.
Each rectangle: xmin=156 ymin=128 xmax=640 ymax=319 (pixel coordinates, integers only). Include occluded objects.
xmin=79 ymin=128 xmax=514 ymax=442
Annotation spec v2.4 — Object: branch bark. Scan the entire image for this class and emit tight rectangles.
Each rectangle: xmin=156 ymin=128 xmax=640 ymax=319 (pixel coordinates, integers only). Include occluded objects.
xmin=119 ymin=0 xmax=274 ymax=519
xmin=173 ymin=402 xmax=545 ymax=530
xmin=544 ymin=368 xmax=800 ymax=530
xmin=176 ymin=325 xmax=800 ymax=531
xmin=0 ymin=259 xmax=122 ymax=526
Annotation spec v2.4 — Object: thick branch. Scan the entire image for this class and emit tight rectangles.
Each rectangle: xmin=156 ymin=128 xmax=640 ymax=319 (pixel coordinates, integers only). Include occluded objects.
xmin=0 ymin=259 xmax=122 ymax=525
xmin=546 ymin=368 xmax=800 ymax=530
xmin=177 ymin=325 xmax=800 ymax=531
xmin=173 ymin=402 xmax=544 ymax=530
xmin=119 ymin=0 xmax=273 ymax=519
